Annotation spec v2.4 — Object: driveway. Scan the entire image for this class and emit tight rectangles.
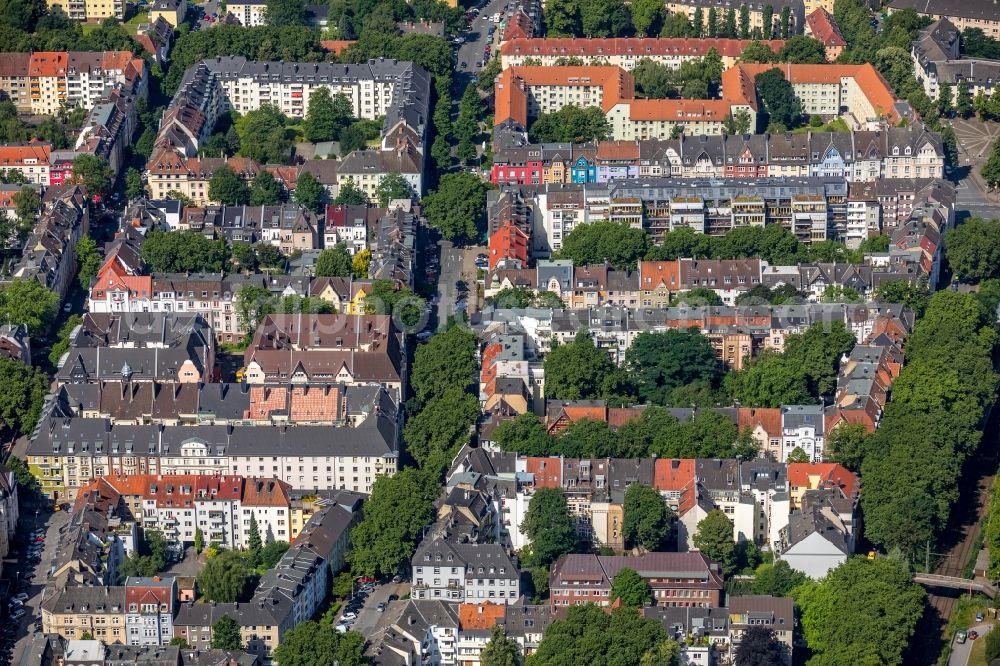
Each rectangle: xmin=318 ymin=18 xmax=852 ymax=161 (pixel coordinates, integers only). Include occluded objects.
xmin=9 ymin=507 xmax=72 ymax=666
xmin=949 ymin=622 xmax=992 ymax=666
xmin=340 ymin=581 xmax=410 ymax=638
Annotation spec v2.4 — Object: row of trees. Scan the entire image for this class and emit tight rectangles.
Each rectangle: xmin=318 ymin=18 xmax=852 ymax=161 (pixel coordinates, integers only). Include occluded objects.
xmin=492 ymin=405 xmax=759 ymax=460
xmin=861 ymin=291 xmax=999 ymax=553
xmin=557 ymin=221 xmax=868 ymax=270
xmin=632 ymin=51 xmax=724 ymax=100
xmin=421 ymin=172 xmax=490 ymax=243
xmin=543 ymin=0 xmax=791 ymax=39
xmin=944 ymin=217 xmax=1000 ymax=280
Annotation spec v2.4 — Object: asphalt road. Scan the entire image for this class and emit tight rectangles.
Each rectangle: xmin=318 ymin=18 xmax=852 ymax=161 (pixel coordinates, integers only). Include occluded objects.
xmin=10 ymin=508 xmax=71 ymax=666
xmin=437 ymin=240 xmax=463 ymax=328
xmin=457 ymin=0 xmax=509 ymax=75
xmin=948 ymin=623 xmax=992 ymax=666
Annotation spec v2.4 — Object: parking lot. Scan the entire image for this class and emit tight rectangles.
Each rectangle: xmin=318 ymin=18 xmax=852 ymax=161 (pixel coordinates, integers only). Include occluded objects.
xmin=336 ymin=579 xmax=411 ymax=638
xmin=8 ymin=506 xmax=71 ymax=666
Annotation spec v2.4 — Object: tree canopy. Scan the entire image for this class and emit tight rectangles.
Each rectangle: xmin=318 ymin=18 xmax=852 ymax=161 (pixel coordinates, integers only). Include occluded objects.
xmin=421 ymin=172 xmax=489 ymax=243
xmin=140 ymin=230 xmax=230 ymax=274
xmin=521 ymin=487 xmax=576 ymax=568
xmin=945 ymin=217 xmax=1000 ymax=282
xmin=544 ymin=329 xmax=631 ymax=401
xmin=0 ymin=278 xmax=58 ymax=337
xmin=557 ymin=221 xmax=651 ymax=270
xmin=272 ymin=622 xmax=367 ymax=666
xmin=209 ymin=165 xmax=251 ymax=206
xmin=611 ymin=567 xmax=650 ymax=607
xmin=529 ymin=105 xmax=612 ymax=143
xmin=197 ymin=550 xmax=250 ymax=602
xmin=623 ymin=483 xmax=673 ymax=551
xmin=315 ymin=245 xmax=353 ymax=278
xmin=526 ymin=605 xmax=671 ymax=666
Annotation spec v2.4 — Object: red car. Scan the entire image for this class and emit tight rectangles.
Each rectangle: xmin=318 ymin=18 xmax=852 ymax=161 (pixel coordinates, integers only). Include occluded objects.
xmin=970 ymin=630 xmax=980 ymax=640
xmin=358 ymin=576 xmax=377 ymax=584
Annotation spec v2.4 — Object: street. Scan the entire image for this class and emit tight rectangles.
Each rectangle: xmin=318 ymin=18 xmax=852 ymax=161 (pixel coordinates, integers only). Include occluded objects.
xmin=950 ymin=118 xmax=1000 ymax=220
xmin=456 ymin=0 xmax=508 ymax=78
xmin=9 ymin=506 xmax=71 ymax=666
xmin=948 ymin=623 xmax=992 ymax=666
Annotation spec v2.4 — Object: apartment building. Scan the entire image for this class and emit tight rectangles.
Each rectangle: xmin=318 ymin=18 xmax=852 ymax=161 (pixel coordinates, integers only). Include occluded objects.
xmin=150 ymin=0 xmax=188 ymax=26
xmin=324 ymin=204 xmax=369 ymax=254
xmin=664 ymin=0 xmax=805 ymax=36
xmin=125 ymin=577 xmax=176 ymax=647
xmin=411 ymin=538 xmax=522 ymax=604
xmin=499 ymin=37 xmax=785 ymax=70
xmin=0 ymin=145 xmax=53 ymax=186
xmin=149 ymin=57 xmax=430 ymax=198
xmin=728 ymin=597 xmax=795 ymax=665
xmin=889 ymin=0 xmax=1000 ymax=37
xmin=805 ymin=8 xmax=847 ymax=61
xmin=0 ymin=51 xmax=144 ymax=115
xmin=7 ymin=184 xmax=89 ymax=299
xmin=548 ymin=551 xmax=724 ymax=610
xmin=41 ymin=587 xmax=127 ymax=642
xmin=495 ymin=64 xmax=757 ymax=139
xmin=913 ymin=18 xmax=1000 ymax=101
xmin=364 ymin=600 xmax=460 ymax=665
xmin=46 ymin=0 xmax=123 ymax=21
xmin=173 ymin=597 xmax=294 ymax=663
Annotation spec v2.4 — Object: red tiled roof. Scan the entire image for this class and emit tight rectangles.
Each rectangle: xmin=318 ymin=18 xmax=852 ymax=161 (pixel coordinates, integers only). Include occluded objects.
xmin=500 ymin=37 xmax=785 ymax=60
xmin=787 ymin=462 xmax=859 ymax=498
xmin=459 ymin=603 xmax=506 ymax=630
xmin=806 ymin=8 xmax=847 ymax=48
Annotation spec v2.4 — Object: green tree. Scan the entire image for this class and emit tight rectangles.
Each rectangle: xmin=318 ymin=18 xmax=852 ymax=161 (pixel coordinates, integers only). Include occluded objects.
xmin=411 ymin=325 xmax=477 ymax=403
xmin=544 ymin=0 xmax=581 ymax=35
xmin=724 ymin=109 xmax=754 ymax=134
xmin=693 ymin=510 xmax=735 ymax=573
xmin=169 ymin=637 xmax=188 ymax=647
xmin=723 ymin=6 xmax=736 ymax=37
xmin=938 ymin=81 xmax=953 ymax=116
xmin=625 ymin=329 xmax=719 ymax=405
xmin=421 ymin=172 xmax=488 ymax=243
xmin=250 ymin=171 xmax=284 ymax=206
xmin=527 ymin=605 xmax=667 ymax=666
xmin=294 ymin=171 xmax=327 ymax=212
xmin=49 ymin=314 xmax=81 ymax=366
xmin=194 ymin=528 xmax=204 ymax=554
xmin=946 ymin=217 xmax=1000 ymax=281
xmin=661 ymin=11 xmax=692 ymax=37
xmin=707 ymin=6 xmax=718 ymax=36
xmin=0 ymin=278 xmax=58 ymax=337
xmin=776 ymin=35 xmax=826 ymax=63
xmin=750 ymin=560 xmax=807 ymax=596
xmin=481 ymin=625 xmax=521 ymax=666
xmin=304 ymin=87 xmax=352 ymax=142
xmin=76 ymin=236 xmax=102 ymax=290
xmin=403 ymin=386 xmax=480 ymax=468
xmin=611 ymin=567 xmax=650 ymax=607
xmin=734 ymin=625 xmax=788 ymax=666
xmin=125 ymin=167 xmax=144 ymax=200
xmin=544 ymin=329 xmax=619 ymax=400
xmin=374 ymin=172 xmax=412 ymax=207
xmin=557 ymin=220 xmax=650 ymax=270
xmin=334 ymin=179 xmax=369 ymax=205
xmin=956 ymin=81 xmax=973 ymax=118
xmin=349 ymin=467 xmax=437 ymax=577
xmin=264 ymin=0 xmax=307 ymax=26
xmin=529 ymin=105 xmax=611 ymax=143
xmin=873 ymin=279 xmax=930 ymax=317
xmin=236 ymin=105 xmax=290 ymax=163
xmin=210 ymin=615 xmax=243 ymax=650
xmin=72 ymin=154 xmax=114 ymax=198
xmin=0 ymin=359 xmax=48 ymax=435
xmin=675 ymin=288 xmax=724 ymax=306
xmin=795 ymin=557 xmax=925 ymax=665
xmin=738 ymin=2 xmax=749 ymax=38
xmin=826 ymin=422 xmax=871 ymax=472
xmin=140 ymin=230 xmax=230 ymax=273
xmin=761 ymin=4 xmax=773 ymax=37
xmin=260 ymin=540 xmax=290 ymax=569
xmin=623 ymin=484 xmax=673 ymax=551
xmin=630 ymin=0 xmax=664 ymax=36
xmin=755 ymin=67 xmax=802 ymax=130
xmin=247 ymin=513 xmax=262 ymax=554
xmin=315 ymin=245 xmax=353 ymax=277
xmin=197 ymin=550 xmax=249 ymax=602
xmin=273 ymin=621 xmax=367 ymax=666
xmin=521 ymin=487 xmax=576 ymax=568
xmin=209 ymin=165 xmax=251 ymax=205
xmin=779 ymin=5 xmax=790 ymax=38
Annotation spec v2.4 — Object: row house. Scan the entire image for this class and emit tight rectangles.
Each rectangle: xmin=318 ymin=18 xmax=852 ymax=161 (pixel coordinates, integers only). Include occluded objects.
xmin=182 ymin=204 xmax=321 ymax=253
xmin=125 ymin=577 xmax=176 ymax=647
xmin=42 ymin=587 xmax=128 ymax=643
xmin=8 ymin=184 xmax=88 ymax=299
xmin=324 ymin=203 xmax=369 ymax=254
xmin=500 ymin=37 xmax=785 ymax=70
xmin=479 ymin=331 xmax=543 ymax=415
xmin=728 ymin=596 xmax=795 ymax=666
xmin=0 ymin=51 xmax=145 ymax=115
xmin=492 ymin=124 xmax=944 ymax=187
xmin=25 ymin=400 xmax=400 ymax=501
xmin=548 ymin=551 xmax=724 ymax=610
xmin=46 ymin=0 xmax=124 ymax=21
xmin=364 ymin=600 xmax=460 ymax=665
xmin=369 ymin=206 xmax=416 ymax=288
xmin=174 ymin=597 xmax=294 ymax=663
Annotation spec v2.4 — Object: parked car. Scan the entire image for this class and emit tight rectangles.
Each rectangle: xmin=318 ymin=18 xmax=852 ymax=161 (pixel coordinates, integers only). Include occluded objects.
xmin=970 ymin=630 xmax=980 ymax=640
xmin=392 ymin=575 xmax=402 ymax=584
xmin=335 ymin=623 xmax=349 ymax=633
xmin=10 ymin=609 xmax=23 ymax=620
xmin=388 ymin=594 xmax=399 ymax=602
xmin=13 ymin=594 xmax=27 ymax=603
xmin=376 ymin=602 xmax=387 ymax=612
xmin=342 ymin=612 xmax=357 ymax=620
xmin=956 ymin=629 xmax=968 ymax=644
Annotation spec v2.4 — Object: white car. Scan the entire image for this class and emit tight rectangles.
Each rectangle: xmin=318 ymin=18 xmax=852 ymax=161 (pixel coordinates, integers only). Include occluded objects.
xmin=10 ymin=609 xmax=24 ymax=620
xmin=13 ymin=593 xmax=28 ymax=602
xmin=335 ymin=623 xmax=348 ymax=633
xmin=342 ymin=611 xmax=358 ymax=620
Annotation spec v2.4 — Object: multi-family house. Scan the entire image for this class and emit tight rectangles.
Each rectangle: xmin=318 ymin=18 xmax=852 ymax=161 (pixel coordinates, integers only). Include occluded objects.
xmin=324 ymin=204 xmax=369 ymax=254
xmin=775 ymin=487 xmax=855 ymax=577
xmin=41 ymin=586 xmax=128 ymax=643
xmin=173 ymin=597 xmax=293 ymax=663
xmin=0 ymin=52 xmax=145 ymax=113
xmin=411 ymin=538 xmax=521 ymax=604
xmin=365 ymin=600 xmax=460 ymax=666
xmin=500 ymin=37 xmax=785 ymax=70
xmin=889 ymin=0 xmax=1000 ymax=37
xmin=728 ymin=596 xmax=795 ymax=666
xmin=125 ymin=577 xmax=176 ymax=647
xmin=549 ymin=551 xmax=724 ymax=610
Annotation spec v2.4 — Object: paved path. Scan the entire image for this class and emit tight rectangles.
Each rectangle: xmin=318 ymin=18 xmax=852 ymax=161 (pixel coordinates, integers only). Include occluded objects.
xmin=948 ymin=622 xmax=992 ymax=666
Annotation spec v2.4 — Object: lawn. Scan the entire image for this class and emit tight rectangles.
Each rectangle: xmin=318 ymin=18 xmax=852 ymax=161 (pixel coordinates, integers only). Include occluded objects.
xmin=792 ymin=117 xmax=851 ymax=134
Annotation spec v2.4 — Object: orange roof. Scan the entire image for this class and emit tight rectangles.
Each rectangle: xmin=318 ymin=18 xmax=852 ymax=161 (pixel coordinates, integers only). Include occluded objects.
xmin=496 ymin=66 xmax=634 ymax=128
xmin=0 ymin=144 xmax=51 ymax=168
xmin=525 ymin=457 xmax=562 ymax=488
xmin=805 ymin=8 xmax=847 ymax=48
xmin=488 ymin=220 xmax=529 ymax=270
xmin=241 ymin=478 xmax=292 ymax=506
xmin=500 ymin=37 xmax=785 ymax=60
xmin=102 ymin=474 xmax=151 ymax=496
xmin=321 ymin=40 xmax=356 ymax=55
xmin=787 ymin=462 xmax=859 ymax=498
xmin=737 ymin=407 xmax=782 ymax=436
xmin=28 ymin=52 xmax=67 ymax=77
xmin=639 ymin=260 xmax=681 ymax=291
xmin=653 ymin=458 xmax=696 ymax=516
xmin=459 ymin=603 xmax=507 ymax=630
xmin=630 ymin=98 xmax=733 ymax=122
